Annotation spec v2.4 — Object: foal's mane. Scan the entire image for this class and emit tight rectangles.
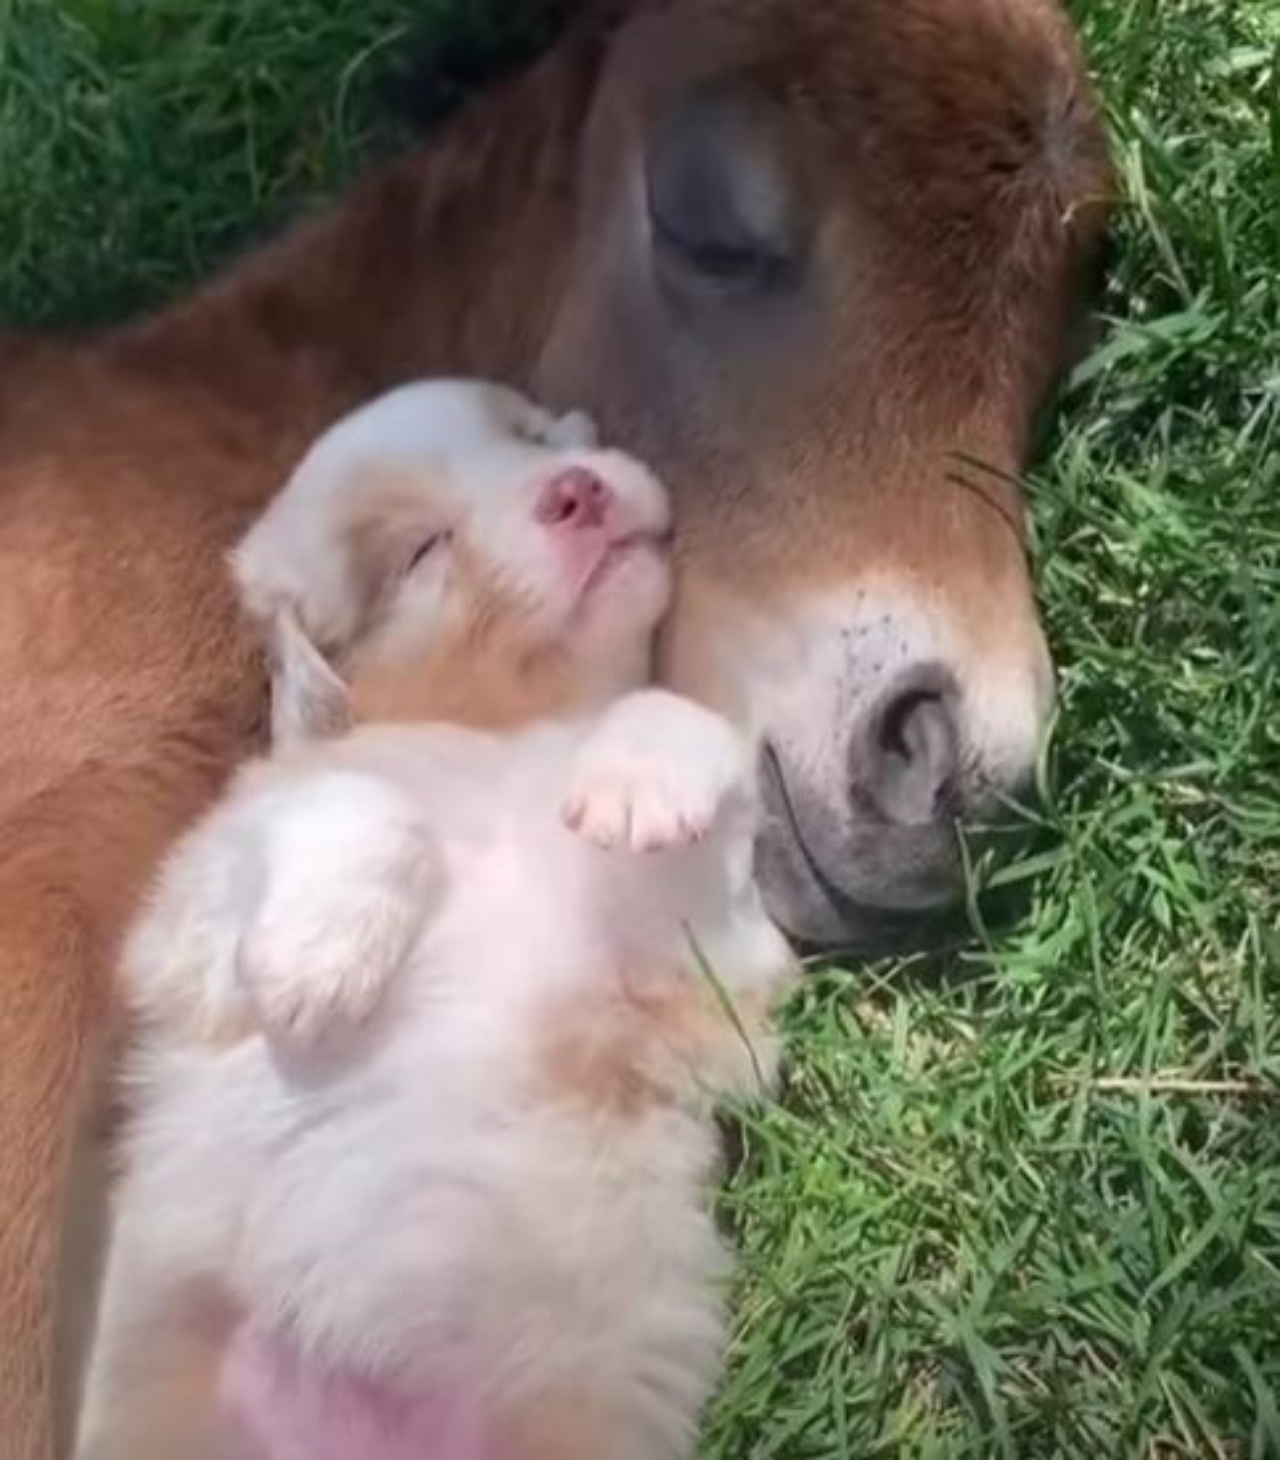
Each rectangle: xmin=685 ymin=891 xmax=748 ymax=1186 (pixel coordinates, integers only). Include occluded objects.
xmin=387 ymin=0 xmax=609 ymax=131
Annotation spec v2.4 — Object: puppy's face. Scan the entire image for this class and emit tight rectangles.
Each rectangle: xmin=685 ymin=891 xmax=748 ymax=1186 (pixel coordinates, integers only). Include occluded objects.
xmin=345 ymin=417 xmax=672 ymax=687
xmin=236 ymin=382 xmax=674 ymax=731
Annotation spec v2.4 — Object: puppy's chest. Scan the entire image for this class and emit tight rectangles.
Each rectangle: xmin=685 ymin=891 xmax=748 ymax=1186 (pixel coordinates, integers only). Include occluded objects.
xmin=369 ymin=736 xmax=686 ymax=976
xmin=348 ymin=728 xmax=742 ymax=1105
xmin=418 ymin=816 xmax=649 ymax=1008
xmin=429 ymin=816 xmax=702 ymax=1007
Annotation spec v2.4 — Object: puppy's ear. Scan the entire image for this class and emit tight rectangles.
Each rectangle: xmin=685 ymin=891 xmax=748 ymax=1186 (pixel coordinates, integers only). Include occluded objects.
xmin=231 ymin=467 xmax=363 ymax=747
xmin=267 ymin=609 xmax=353 ymax=748
xmin=231 ymin=470 xmax=364 ymax=656
xmin=548 ymin=409 xmax=598 ymax=450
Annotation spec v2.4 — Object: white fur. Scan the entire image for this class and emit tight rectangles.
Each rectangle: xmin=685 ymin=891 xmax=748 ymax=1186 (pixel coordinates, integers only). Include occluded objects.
xmin=78 ymin=382 xmax=795 ymax=1460
xmin=232 ymin=381 xmax=600 ymax=649
xmin=231 ymin=379 xmax=669 ymax=693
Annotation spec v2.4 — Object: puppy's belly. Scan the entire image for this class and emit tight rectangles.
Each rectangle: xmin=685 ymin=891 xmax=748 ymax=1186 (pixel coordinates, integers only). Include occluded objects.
xmin=220 ymin=1324 xmax=492 ymax=1460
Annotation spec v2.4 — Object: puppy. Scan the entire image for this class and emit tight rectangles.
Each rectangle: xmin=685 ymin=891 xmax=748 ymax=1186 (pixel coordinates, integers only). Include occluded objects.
xmin=75 ymin=381 xmax=798 ymax=1460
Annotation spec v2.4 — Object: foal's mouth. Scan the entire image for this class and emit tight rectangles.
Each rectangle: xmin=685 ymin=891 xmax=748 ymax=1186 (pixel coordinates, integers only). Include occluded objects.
xmin=756 ymin=740 xmax=969 ymax=959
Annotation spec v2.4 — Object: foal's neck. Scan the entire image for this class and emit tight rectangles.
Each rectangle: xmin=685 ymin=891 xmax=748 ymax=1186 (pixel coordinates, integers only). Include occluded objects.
xmin=108 ymin=38 xmax=597 ymax=500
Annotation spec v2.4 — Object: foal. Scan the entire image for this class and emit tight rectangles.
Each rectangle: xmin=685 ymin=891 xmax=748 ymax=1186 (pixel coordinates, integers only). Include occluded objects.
xmin=1 ymin=10 xmax=1114 ymax=1446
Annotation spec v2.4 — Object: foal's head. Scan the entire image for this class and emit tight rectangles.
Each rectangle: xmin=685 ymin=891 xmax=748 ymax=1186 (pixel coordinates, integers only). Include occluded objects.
xmin=524 ymin=0 xmax=1112 ymax=946
xmin=227 ymin=0 xmax=1111 ymax=949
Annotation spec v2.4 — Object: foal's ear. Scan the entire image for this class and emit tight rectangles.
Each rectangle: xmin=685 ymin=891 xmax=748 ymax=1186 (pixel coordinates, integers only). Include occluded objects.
xmin=266 ymin=609 xmax=353 ymax=749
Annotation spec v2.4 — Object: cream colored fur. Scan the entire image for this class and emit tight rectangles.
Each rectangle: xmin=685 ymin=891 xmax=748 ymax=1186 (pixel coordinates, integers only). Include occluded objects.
xmin=76 ymin=381 xmax=796 ymax=1460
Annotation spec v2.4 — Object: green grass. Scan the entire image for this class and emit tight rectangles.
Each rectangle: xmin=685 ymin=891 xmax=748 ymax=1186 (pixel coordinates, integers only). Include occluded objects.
xmin=3 ymin=1 xmax=1277 ymax=1455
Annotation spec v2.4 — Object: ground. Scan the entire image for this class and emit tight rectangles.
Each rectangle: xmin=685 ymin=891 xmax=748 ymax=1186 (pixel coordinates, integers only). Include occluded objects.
xmin=2 ymin=1 xmax=1277 ymax=1455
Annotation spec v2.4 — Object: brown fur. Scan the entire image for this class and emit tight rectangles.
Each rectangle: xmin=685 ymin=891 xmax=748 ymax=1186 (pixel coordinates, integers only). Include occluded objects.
xmin=536 ymin=972 xmax=781 ymax=1123
xmin=0 ymin=3 xmax=1111 ymax=1451
xmin=497 ymin=1393 xmax=616 ymax=1460
xmin=347 ymin=526 xmax=586 ymax=733
xmin=351 ymin=647 xmax=591 ymax=736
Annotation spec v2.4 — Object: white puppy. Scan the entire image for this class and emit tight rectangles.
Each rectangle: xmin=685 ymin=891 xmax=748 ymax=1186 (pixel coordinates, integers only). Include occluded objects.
xmin=76 ymin=381 xmax=797 ymax=1460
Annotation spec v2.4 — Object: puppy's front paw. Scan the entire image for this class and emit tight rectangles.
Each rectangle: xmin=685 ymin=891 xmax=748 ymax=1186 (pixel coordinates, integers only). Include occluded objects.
xmin=563 ymin=758 xmax=717 ymax=853
xmin=562 ymin=691 xmax=747 ymax=854
xmin=238 ymin=876 xmax=427 ymax=1043
xmin=237 ymin=774 xmax=440 ymax=1045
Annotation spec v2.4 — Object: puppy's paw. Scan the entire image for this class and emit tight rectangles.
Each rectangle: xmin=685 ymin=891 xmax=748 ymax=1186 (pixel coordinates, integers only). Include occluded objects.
xmin=562 ymin=690 xmax=748 ymax=854
xmin=238 ymin=878 xmax=428 ymax=1043
xmin=563 ymin=759 xmax=716 ymax=852
xmin=237 ymin=774 xmax=441 ymax=1044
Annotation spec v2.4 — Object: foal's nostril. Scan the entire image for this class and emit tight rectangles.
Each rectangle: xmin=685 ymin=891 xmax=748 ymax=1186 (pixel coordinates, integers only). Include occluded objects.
xmin=854 ymin=668 xmax=961 ymax=827
xmin=535 ymin=466 xmax=610 ymax=530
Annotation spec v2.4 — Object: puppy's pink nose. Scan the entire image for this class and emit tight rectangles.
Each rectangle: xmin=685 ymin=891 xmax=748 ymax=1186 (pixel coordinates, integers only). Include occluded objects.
xmin=535 ymin=467 xmax=611 ymax=531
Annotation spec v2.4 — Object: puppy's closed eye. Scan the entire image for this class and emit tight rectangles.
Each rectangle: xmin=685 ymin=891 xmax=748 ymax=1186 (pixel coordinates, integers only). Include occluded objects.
xmin=405 ymin=531 xmax=451 ymax=576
